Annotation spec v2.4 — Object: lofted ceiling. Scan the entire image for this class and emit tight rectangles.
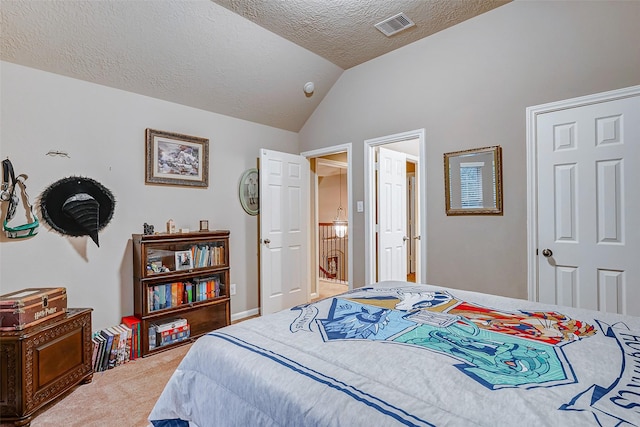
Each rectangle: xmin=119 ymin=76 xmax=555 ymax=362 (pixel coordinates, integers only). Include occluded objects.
xmin=1 ymin=0 xmax=510 ymax=132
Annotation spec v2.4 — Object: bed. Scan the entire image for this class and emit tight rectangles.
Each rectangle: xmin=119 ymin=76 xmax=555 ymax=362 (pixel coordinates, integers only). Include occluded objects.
xmin=149 ymin=281 xmax=640 ymax=426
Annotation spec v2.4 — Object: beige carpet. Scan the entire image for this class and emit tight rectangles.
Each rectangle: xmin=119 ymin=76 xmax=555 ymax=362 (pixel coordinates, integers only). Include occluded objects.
xmin=4 ymin=342 xmax=192 ymax=427
xmin=314 ymin=280 xmax=348 ymax=301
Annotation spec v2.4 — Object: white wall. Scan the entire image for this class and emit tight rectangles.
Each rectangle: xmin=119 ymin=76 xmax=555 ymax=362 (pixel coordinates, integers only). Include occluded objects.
xmin=299 ymin=1 xmax=640 ymax=297
xmin=0 ymin=62 xmax=298 ymax=331
xmin=318 ymin=174 xmax=348 ymax=223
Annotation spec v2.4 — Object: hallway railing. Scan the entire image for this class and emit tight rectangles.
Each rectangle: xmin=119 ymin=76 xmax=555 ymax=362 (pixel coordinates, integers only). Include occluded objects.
xmin=318 ymin=222 xmax=348 ymax=283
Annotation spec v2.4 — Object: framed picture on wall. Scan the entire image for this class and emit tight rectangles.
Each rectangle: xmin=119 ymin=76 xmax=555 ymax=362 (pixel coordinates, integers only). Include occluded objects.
xmin=238 ymin=168 xmax=259 ymax=215
xmin=145 ymin=128 xmax=209 ymax=187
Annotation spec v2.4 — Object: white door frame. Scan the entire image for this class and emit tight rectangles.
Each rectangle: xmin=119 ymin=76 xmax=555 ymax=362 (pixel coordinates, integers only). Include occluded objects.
xmin=365 ymin=129 xmax=427 ymax=285
xmin=301 ymin=144 xmax=353 ymax=296
xmin=525 ymin=85 xmax=640 ymax=302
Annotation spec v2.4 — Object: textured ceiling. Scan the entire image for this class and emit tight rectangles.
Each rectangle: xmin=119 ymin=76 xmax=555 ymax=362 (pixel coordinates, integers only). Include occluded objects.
xmin=214 ymin=0 xmax=510 ymax=70
xmin=1 ymin=0 xmax=510 ymax=132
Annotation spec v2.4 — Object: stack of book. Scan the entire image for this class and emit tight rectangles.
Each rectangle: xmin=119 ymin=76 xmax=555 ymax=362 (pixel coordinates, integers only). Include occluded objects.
xmin=148 ymin=317 xmax=190 ymax=350
xmin=91 ymin=318 xmax=139 ymax=372
xmin=191 ymin=243 xmax=225 ymax=267
xmin=148 ymin=277 xmax=223 ymax=312
xmin=121 ymin=315 xmax=141 ymax=360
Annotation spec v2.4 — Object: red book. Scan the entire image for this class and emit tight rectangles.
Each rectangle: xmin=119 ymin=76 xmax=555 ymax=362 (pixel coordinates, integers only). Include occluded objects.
xmin=121 ymin=315 xmax=141 ymax=360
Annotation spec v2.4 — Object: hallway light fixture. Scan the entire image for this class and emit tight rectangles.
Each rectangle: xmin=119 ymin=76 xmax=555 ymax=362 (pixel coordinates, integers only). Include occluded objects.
xmin=333 ymin=168 xmax=348 ymax=238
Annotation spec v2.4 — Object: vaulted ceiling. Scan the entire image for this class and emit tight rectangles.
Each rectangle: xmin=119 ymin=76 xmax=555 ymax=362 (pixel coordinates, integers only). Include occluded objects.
xmin=1 ymin=0 xmax=510 ymax=132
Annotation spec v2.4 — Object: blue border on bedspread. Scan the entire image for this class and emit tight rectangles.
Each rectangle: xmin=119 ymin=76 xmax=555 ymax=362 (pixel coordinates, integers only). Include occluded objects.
xmin=151 ymin=418 xmax=189 ymax=427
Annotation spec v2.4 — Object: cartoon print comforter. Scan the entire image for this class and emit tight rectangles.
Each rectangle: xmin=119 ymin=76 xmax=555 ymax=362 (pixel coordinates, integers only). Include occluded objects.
xmin=149 ymin=281 xmax=640 ymax=427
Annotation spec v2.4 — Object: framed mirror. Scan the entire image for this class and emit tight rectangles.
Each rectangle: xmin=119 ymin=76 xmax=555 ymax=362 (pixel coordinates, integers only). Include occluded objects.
xmin=444 ymin=146 xmax=502 ymax=216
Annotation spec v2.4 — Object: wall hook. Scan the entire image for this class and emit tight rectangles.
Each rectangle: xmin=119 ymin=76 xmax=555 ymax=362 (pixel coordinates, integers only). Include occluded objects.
xmin=46 ymin=150 xmax=70 ymax=158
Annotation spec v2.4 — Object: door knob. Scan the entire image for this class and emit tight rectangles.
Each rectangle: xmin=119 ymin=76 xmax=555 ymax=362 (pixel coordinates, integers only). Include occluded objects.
xmin=541 ymin=248 xmax=553 ymax=258
xmin=263 ymin=238 xmax=270 ymax=245
xmin=403 ymin=236 xmax=409 ymax=242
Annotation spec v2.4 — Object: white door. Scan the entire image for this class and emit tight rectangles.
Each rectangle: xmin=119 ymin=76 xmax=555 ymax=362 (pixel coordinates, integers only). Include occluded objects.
xmin=535 ymin=91 xmax=640 ymax=316
xmin=259 ymin=149 xmax=309 ymax=315
xmin=377 ymin=147 xmax=407 ymax=281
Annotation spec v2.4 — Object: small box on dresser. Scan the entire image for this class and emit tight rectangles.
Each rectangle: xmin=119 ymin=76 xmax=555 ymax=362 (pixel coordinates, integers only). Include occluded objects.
xmin=0 ymin=308 xmax=93 ymax=427
xmin=0 ymin=288 xmax=68 ymax=331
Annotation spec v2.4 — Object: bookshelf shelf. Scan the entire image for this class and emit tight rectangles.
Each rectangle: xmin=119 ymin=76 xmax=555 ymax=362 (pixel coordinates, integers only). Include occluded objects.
xmin=132 ymin=230 xmax=231 ymax=357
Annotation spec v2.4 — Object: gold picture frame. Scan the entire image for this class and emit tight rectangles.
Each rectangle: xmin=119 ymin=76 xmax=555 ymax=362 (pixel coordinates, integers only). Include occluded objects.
xmin=444 ymin=146 xmax=503 ymax=216
xmin=145 ymin=128 xmax=209 ymax=187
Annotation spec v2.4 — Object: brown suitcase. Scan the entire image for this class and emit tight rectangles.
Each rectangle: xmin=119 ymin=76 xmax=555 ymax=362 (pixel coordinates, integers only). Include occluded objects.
xmin=0 ymin=287 xmax=67 ymax=331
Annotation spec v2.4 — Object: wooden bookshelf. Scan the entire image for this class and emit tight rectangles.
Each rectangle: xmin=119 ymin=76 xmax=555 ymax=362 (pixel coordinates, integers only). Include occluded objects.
xmin=132 ymin=230 xmax=230 ymax=357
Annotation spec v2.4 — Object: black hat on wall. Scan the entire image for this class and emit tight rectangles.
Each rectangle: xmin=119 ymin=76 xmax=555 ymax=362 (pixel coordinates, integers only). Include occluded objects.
xmin=39 ymin=176 xmax=115 ymax=247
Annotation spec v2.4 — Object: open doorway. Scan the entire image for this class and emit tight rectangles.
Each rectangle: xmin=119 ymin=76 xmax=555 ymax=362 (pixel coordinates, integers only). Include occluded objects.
xmin=301 ymin=144 xmax=353 ymax=301
xmin=406 ymin=156 xmax=419 ymax=282
xmin=315 ymin=157 xmax=348 ymax=299
xmin=364 ymin=129 xmax=426 ymax=285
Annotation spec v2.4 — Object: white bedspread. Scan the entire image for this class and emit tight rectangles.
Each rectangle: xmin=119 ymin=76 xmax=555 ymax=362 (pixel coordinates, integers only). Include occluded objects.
xmin=149 ymin=281 xmax=640 ymax=426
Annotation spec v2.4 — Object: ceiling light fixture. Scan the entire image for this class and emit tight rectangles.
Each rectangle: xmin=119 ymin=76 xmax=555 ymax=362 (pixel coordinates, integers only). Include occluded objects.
xmin=303 ymin=82 xmax=315 ymax=96
xmin=333 ymin=167 xmax=347 ymax=239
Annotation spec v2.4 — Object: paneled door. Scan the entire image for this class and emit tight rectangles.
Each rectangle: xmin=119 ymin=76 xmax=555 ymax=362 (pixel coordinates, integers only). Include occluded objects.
xmin=535 ymin=88 xmax=640 ymax=316
xmin=377 ymin=147 xmax=407 ymax=281
xmin=259 ymin=149 xmax=309 ymax=315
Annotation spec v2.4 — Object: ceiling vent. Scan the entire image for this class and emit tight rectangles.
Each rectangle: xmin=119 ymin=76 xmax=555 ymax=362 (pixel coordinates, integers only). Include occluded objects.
xmin=375 ymin=13 xmax=415 ymax=37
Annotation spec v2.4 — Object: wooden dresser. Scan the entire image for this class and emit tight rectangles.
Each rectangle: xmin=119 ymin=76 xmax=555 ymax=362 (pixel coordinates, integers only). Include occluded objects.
xmin=0 ymin=308 xmax=93 ymax=426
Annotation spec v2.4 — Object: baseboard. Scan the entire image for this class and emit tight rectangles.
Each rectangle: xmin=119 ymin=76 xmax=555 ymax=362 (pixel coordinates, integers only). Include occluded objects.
xmin=231 ymin=308 xmax=260 ymax=323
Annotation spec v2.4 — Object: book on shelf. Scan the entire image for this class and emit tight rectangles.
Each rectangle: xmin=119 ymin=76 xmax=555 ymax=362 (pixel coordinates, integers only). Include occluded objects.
xmin=189 ymin=276 xmax=224 ymax=300
xmin=206 ymin=280 xmax=212 ymax=299
xmin=188 ymin=243 xmax=225 ymax=268
xmin=214 ymin=277 xmax=221 ymax=297
xmin=147 ymin=275 xmax=227 ymax=314
xmin=171 ymin=283 xmax=178 ymax=307
xmin=203 ymin=246 xmax=211 ymax=267
xmin=149 ymin=324 xmax=157 ymax=350
xmin=164 ymin=284 xmax=172 ymax=309
xmin=215 ymin=245 xmax=225 ymax=265
xmin=194 ymin=282 xmax=202 ymax=301
xmin=175 ymin=282 xmax=184 ymax=306
xmin=153 ymin=317 xmax=188 ymax=333
xmin=185 ymin=283 xmax=193 ymax=303
xmin=157 ymin=324 xmax=190 ymax=347
xmin=154 ymin=285 xmax=161 ymax=310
